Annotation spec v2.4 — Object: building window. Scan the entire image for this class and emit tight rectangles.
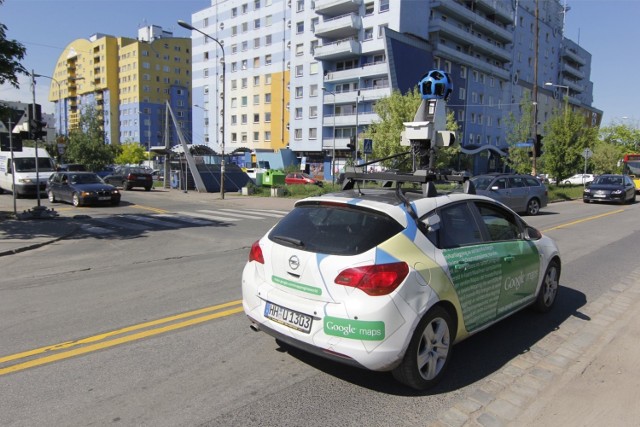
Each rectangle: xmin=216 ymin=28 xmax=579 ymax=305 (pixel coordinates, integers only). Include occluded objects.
xmin=254 ymin=57 xmax=260 ymax=68
xmin=265 ymin=73 xmax=272 ymax=84
xmin=295 ymin=64 xmax=303 ymax=77
xmin=253 ymin=131 xmax=259 ymax=141
xmin=253 ymin=113 xmax=260 ymax=123
xmin=295 ymin=86 xmax=303 ymax=98
xmin=264 ymin=131 xmax=271 ymax=141
xmin=241 ymin=96 xmax=248 ymax=107
xmin=265 ymin=15 xmax=272 ymax=26
xmin=265 ymin=93 xmax=271 ymax=103
xmin=241 ymin=114 xmax=248 ymax=124
xmin=253 ymin=75 xmax=260 ymax=86
xmin=460 ymin=65 xmax=467 ymax=79
xmin=242 ymin=77 xmax=248 ymax=88
xmin=254 ymin=38 xmax=260 ymax=49
xmin=254 ymin=19 xmax=261 ymax=29
xmin=380 ymin=0 xmax=389 ymax=12
xmin=231 ymin=115 xmax=237 ymax=125
xmin=231 ymin=7 xmax=237 ymax=17
xmin=265 ymin=54 xmax=272 ymax=65
xmin=294 ymin=129 xmax=302 ymax=140
xmin=265 ymin=112 xmax=271 ymax=122
xmin=241 ymin=132 xmax=247 ymax=143
xmin=365 ymin=2 xmax=374 ymax=15
xmin=296 ymin=43 xmax=304 ymax=56
xmin=364 ymin=27 xmax=373 ymax=40
xmin=309 ymin=128 xmax=317 ymax=139
xmin=309 ymin=84 xmax=318 ymax=96
xmin=459 ymin=87 xmax=466 ymax=100
xmin=296 ymin=21 xmax=304 ymax=34
xmin=378 ymin=24 xmax=388 ymax=38
xmin=231 ymin=132 xmax=237 ymax=142
xmin=309 ymin=106 xmax=317 ymax=118
xmin=295 ymin=107 xmax=303 ymax=119
xmin=253 ymin=94 xmax=260 ymax=105
xmin=265 ymin=34 xmax=272 ymax=45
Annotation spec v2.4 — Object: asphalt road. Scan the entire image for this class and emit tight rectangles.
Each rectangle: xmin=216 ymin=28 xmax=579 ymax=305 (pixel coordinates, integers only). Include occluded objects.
xmin=1 ymin=189 xmax=638 ymax=426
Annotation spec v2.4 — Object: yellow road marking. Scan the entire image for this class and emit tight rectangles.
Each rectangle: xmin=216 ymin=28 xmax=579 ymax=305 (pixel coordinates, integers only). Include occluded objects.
xmin=541 ymin=209 xmax=624 ymax=233
xmin=0 ymin=300 xmax=243 ymax=375
xmin=131 ymin=204 xmax=169 ymax=214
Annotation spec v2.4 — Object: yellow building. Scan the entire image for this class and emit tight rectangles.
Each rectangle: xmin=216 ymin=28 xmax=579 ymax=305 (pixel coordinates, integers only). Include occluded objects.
xmin=47 ymin=25 xmax=192 ymax=147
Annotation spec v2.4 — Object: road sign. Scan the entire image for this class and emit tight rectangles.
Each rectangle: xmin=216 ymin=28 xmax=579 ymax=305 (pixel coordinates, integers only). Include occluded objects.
xmin=582 ymin=148 xmax=593 ymax=159
xmin=363 ymin=138 xmax=373 ymax=154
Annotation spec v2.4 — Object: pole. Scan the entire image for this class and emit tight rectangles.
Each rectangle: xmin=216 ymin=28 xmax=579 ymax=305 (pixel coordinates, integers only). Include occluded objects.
xmin=31 ymin=70 xmax=41 ymax=207
xmin=177 ymin=20 xmax=225 ymax=199
xmin=531 ymin=0 xmax=539 ymax=176
xmin=8 ymin=117 xmax=16 ymax=216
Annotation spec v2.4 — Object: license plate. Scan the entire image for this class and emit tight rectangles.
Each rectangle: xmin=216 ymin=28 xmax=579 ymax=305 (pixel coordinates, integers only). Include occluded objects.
xmin=264 ymin=301 xmax=313 ymax=333
xmin=593 ymin=194 xmax=606 ymax=198
xmin=98 ymin=196 xmax=111 ymax=201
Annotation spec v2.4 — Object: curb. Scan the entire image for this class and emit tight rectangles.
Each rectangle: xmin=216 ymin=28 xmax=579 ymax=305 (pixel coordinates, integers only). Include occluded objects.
xmin=0 ymin=221 xmax=81 ymax=257
xmin=428 ymin=268 xmax=640 ymax=427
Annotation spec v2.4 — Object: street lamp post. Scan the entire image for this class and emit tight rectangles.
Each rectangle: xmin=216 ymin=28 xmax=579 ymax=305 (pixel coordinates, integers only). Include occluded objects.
xmin=544 ymin=82 xmax=570 ymax=114
xmin=33 ymin=73 xmax=62 ymax=137
xmin=178 ymin=19 xmax=226 ymax=199
xmin=322 ymin=88 xmax=336 ymax=186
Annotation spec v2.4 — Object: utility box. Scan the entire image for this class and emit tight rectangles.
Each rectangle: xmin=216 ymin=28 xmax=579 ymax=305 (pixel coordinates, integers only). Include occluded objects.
xmin=261 ymin=170 xmax=285 ymax=187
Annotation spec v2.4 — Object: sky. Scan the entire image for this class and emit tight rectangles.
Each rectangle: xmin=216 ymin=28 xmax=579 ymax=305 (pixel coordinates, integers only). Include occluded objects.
xmin=1 ymin=0 xmax=639 ymax=127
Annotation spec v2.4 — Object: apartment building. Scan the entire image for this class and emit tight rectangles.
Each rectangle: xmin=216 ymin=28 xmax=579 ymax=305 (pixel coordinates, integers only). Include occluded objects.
xmin=189 ymin=0 xmax=602 ymax=174
xmin=47 ymin=25 xmax=192 ymax=147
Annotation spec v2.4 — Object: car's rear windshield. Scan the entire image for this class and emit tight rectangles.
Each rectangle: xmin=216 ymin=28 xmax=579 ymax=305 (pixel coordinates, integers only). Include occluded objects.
xmin=268 ymin=203 xmax=403 ymax=256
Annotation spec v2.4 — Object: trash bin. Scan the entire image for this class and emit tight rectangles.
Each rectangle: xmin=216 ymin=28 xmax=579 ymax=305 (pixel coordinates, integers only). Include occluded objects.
xmin=262 ymin=170 xmax=285 ymax=187
xmin=255 ymin=172 xmax=263 ymax=186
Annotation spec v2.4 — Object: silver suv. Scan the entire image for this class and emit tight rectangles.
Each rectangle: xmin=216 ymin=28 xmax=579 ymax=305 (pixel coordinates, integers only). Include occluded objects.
xmin=470 ymin=173 xmax=548 ymax=215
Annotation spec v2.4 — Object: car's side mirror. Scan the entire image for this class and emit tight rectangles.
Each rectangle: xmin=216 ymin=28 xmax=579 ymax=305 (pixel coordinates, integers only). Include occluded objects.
xmin=523 ymin=226 xmax=542 ymax=241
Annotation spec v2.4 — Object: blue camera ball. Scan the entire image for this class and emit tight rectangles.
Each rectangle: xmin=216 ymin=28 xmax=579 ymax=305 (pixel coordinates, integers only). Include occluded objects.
xmin=419 ymin=70 xmax=453 ymax=101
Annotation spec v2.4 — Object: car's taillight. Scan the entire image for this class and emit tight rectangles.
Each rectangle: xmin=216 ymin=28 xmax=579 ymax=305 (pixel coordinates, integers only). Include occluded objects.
xmin=249 ymin=240 xmax=264 ymax=264
xmin=334 ymin=262 xmax=409 ymax=296
xmin=127 ymin=174 xmax=135 ymax=180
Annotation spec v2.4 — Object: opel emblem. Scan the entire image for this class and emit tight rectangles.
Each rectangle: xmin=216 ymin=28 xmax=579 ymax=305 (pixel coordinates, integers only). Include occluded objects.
xmin=288 ymin=255 xmax=300 ymax=270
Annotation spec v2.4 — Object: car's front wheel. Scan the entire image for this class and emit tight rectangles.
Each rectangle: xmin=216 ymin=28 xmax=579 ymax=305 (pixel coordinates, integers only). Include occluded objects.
xmin=48 ymin=190 xmax=57 ymax=203
xmin=72 ymin=192 xmax=81 ymax=207
xmin=533 ymin=259 xmax=560 ymax=312
xmin=392 ymin=306 xmax=453 ymax=390
xmin=122 ymin=182 xmax=130 ymax=190
xmin=526 ymin=198 xmax=541 ymax=215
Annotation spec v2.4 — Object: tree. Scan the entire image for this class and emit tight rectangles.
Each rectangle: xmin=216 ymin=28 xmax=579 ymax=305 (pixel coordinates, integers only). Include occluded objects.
xmin=64 ymin=105 xmax=117 ymax=171
xmin=590 ymin=138 xmax=624 ymax=175
xmin=0 ymin=0 xmax=28 ymax=88
xmin=115 ymin=142 xmax=146 ymax=165
xmin=541 ymin=108 xmax=598 ymax=183
xmin=363 ymin=87 xmax=422 ymax=171
xmin=505 ymin=92 xmax=535 ymax=174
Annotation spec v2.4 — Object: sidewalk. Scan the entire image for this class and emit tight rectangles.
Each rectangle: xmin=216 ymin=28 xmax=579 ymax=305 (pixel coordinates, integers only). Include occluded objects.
xmin=430 ymin=269 xmax=640 ymax=427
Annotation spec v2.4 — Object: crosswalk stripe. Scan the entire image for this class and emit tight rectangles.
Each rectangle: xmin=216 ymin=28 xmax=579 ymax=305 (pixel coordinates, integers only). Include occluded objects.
xmin=176 ymin=211 xmax=241 ymax=222
xmin=124 ymin=214 xmax=181 ymax=228
xmin=220 ymin=208 xmax=287 ymax=218
xmin=154 ymin=214 xmax=212 ymax=226
xmin=93 ymin=217 xmax=150 ymax=231
xmin=197 ymin=209 xmax=266 ymax=220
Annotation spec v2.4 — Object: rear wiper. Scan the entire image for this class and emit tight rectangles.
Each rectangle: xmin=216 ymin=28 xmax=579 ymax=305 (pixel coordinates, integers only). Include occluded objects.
xmin=271 ymin=235 xmax=305 ymax=248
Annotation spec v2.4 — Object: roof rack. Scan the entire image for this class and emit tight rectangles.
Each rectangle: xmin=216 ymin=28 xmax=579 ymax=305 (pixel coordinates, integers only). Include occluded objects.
xmin=341 ymin=169 xmax=475 ymax=197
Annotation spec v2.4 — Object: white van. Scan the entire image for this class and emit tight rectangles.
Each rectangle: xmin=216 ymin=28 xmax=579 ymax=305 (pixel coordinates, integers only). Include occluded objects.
xmin=0 ymin=147 xmax=56 ymax=197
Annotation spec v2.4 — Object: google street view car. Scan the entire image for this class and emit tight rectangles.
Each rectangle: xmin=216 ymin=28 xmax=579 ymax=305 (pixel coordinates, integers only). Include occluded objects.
xmin=241 ymin=71 xmax=561 ymax=390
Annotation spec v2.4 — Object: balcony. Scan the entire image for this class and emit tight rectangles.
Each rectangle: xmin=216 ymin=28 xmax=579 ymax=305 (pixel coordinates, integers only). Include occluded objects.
xmin=474 ymin=0 xmax=514 ymax=24
xmin=562 ymin=78 xmax=584 ymax=93
xmin=314 ymin=38 xmax=361 ymax=61
xmin=314 ymin=13 xmax=361 ymax=39
xmin=561 ymin=47 xmax=586 ymax=66
xmin=430 ymin=0 xmax=513 ymax=43
xmin=429 ymin=20 xmax=511 ymax=62
xmin=433 ymin=44 xmax=510 ymax=80
xmin=324 ymin=61 xmax=388 ymax=83
xmin=561 ymin=62 xmax=585 ymax=80
xmin=322 ymin=136 xmax=349 ymax=151
xmin=315 ymin=0 xmax=361 ymax=16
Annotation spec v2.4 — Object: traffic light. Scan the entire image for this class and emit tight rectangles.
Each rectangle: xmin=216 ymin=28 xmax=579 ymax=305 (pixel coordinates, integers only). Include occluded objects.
xmin=347 ymin=135 xmax=356 ymax=151
xmin=27 ymin=104 xmax=47 ymax=140
xmin=535 ymin=134 xmax=543 ymax=156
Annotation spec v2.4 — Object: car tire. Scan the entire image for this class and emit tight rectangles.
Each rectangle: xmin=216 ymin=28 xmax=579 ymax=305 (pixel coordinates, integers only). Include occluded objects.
xmin=532 ymin=259 xmax=560 ymax=312
xmin=145 ymin=186 xmax=152 ymax=191
xmin=72 ymin=192 xmax=81 ymax=207
xmin=48 ymin=190 xmax=57 ymax=203
xmin=526 ymin=198 xmax=541 ymax=215
xmin=392 ymin=305 xmax=453 ymax=390
xmin=563 ymin=181 xmax=570 ymax=186
xmin=123 ymin=182 xmax=130 ymax=190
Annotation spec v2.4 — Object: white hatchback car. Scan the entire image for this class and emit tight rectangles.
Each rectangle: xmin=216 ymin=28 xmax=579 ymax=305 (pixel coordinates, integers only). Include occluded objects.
xmin=242 ymin=172 xmax=561 ymax=390
xmin=562 ymin=173 xmax=594 ymax=186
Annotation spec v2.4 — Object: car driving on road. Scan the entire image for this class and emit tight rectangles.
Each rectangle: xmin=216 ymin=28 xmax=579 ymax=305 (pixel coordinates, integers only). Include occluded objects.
xmin=102 ymin=166 xmax=153 ymax=191
xmin=583 ymin=174 xmax=636 ymax=204
xmin=242 ymin=171 xmax=561 ymax=390
xmin=470 ymin=173 xmax=548 ymax=215
xmin=47 ymin=171 xmax=121 ymax=207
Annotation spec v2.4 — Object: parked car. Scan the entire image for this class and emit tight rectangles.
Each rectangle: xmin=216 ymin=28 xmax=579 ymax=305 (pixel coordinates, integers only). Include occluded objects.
xmin=562 ymin=173 xmax=595 ymax=186
xmin=583 ymin=174 xmax=636 ymax=204
xmin=47 ymin=172 xmax=120 ymax=207
xmin=102 ymin=166 xmax=153 ymax=191
xmin=285 ymin=172 xmax=323 ymax=187
xmin=242 ymin=172 xmax=561 ymax=390
xmin=56 ymin=163 xmax=87 ymax=172
xmin=469 ymin=173 xmax=548 ymax=215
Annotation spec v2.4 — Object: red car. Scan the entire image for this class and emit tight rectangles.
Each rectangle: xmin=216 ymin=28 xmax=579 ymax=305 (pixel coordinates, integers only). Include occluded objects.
xmin=285 ymin=172 xmax=323 ymax=187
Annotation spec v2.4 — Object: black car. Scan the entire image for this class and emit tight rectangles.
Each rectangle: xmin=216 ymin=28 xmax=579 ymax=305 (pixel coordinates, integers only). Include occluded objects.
xmin=583 ymin=174 xmax=636 ymax=204
xmin=47 ymin=172 xmax=121 ymax=207
xmin=102 ymin=166 xmax=153 ymax=191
